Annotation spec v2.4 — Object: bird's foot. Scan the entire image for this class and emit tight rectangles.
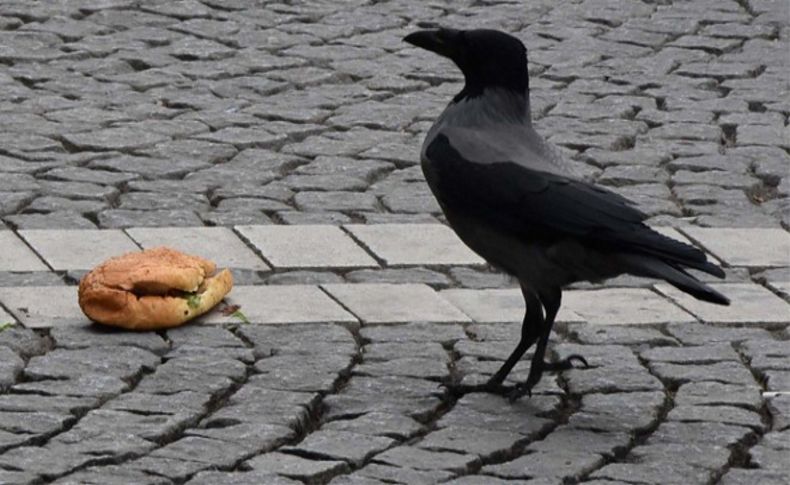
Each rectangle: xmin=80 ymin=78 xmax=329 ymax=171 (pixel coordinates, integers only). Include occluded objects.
xmin=507 ymin=354 xmax=590 ymax=402
xmin=541 ymin=353 xmax=590 ymax=372
xmin=442 ymin=381 xmax=514 ymax=397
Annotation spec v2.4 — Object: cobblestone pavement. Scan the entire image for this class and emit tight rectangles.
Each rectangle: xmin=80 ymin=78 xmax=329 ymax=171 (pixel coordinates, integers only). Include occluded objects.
xmin=0 ymin=0 xmax=789 ymax=484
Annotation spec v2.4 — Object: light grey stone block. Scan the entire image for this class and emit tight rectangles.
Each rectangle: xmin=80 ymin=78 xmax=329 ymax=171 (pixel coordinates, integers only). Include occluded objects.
xmin=439 ymin=288 xmax=584 ymax=323
xmin=125 ymin=226 xmax=269 ymax=270
xmin=344 ymin=223 xmax=485 ymax=267
xmin=19 ymin=229 xmax=139 ymax=271
xmin=198 ymin=285 xmax=356 ymax=325
xmin=0 ymin=286 xmax=88 ymax=328
xmin=656 ymin=283 xmax=790 ymax=326
xmin=236 ymin=225 xmax=377 ymax=269
xmin=0 ymin=232 xmax=48 ymax=271
xmin=323 ymin=283 xmax=471 ymax=324
xmin=681 ymin=227 xmax=790 ymax=267
xmin=563 ymin=288 xmax=696 ymax=325
xmin=0 ymin=306 xmax=15 ymax=325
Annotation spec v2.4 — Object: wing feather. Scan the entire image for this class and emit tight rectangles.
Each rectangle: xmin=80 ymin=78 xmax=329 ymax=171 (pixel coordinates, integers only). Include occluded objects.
xmin=425 ymin=133 xmax=722 ymax=276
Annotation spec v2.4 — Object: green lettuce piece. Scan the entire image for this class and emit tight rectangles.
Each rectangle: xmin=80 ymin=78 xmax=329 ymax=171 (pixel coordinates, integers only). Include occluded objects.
xmin=231 ymin=310 xmax=250 ymax=324
xmin=186 ymin=293 xmax=201 ymax=309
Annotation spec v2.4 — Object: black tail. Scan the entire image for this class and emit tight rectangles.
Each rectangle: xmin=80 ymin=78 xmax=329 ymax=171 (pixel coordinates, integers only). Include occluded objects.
xmin=621 ymin=255 xmax=730 ymax=305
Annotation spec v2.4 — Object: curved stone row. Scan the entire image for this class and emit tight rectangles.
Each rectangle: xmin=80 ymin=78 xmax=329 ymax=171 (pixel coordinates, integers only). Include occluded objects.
xmin=0 ymin=0 xmax=786 ymax=231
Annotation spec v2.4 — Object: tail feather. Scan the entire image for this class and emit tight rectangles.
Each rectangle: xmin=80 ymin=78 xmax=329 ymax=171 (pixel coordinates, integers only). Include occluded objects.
xmin=616 ymin=228 xmax=725 ymax=278
xmin=621 ymin=255 xmax=730 ymax=306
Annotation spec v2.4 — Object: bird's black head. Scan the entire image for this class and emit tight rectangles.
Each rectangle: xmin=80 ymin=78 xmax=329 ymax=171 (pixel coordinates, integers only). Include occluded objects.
xmin=404 ymin=28 xmax=529 ymax=101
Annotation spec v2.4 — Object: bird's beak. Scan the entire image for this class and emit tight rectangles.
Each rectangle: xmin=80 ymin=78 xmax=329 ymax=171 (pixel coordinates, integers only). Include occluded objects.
xmin=403 ymin=29 xmax=454 ymax=58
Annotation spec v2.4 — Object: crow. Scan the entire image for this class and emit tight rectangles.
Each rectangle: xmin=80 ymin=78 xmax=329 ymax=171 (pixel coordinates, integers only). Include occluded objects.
xmin=404 ymin=28 xmax=729 ymax=400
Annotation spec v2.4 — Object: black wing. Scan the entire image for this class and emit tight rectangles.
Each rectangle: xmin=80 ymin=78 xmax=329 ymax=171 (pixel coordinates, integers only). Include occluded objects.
xmin=426 ymin=133 xmax=723 ymax=276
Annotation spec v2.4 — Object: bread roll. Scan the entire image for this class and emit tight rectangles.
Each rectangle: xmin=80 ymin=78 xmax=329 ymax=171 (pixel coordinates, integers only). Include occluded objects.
xmin=78 ymin=247 xmax=233 ymax=330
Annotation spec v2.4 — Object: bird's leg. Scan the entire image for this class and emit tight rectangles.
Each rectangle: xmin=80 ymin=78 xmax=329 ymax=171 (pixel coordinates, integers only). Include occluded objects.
xmin=508 ymin=287 xmax=588 ymax=401
xmin=446 ymin=287 xmax=543 ymax=397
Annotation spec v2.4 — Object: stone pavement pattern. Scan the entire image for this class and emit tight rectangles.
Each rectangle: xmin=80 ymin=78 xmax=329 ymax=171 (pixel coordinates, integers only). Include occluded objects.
xmin=0 ymin=0 xmax=789 ymax=484
xmin=0 ymin=223 xmax=789 ymax=484
xmin=0 ymin=0 xmax=788 ymax=231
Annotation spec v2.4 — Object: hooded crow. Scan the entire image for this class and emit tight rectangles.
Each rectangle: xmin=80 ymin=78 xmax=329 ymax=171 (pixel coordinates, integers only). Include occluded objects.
xmin=404 ymin=28 xmax=729 ymax=400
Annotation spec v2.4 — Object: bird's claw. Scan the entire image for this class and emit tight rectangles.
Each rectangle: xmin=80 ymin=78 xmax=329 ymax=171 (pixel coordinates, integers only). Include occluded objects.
xmin=443 ymin=382 xmax=514 ymax=397
xmin=507 ymin=385 xmax=532 ymax=402
xmin=541 ymin=354 xmax=590 ymax=372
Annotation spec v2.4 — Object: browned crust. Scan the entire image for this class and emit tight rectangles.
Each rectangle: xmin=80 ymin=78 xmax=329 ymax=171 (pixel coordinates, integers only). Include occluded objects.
xmin=78 ymin=247 xmax=232 ymax=330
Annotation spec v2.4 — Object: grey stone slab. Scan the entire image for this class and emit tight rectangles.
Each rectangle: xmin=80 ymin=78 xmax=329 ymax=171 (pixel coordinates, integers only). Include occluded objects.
xmin=323 ymin=283 xmax=471 ymax=324
xmin=54 ymin=466 xmax=173 ymax=485
xmin=649 ymin=361 xmax=756 ymax=386
xmin=245 ymin=452 xmax=350 ymax=482
xmin=656 ymin=283 xmax=790 ymax=326
xmin=73 ymin=408 xmax=195 ymax=443
xmin=0 ymin=271 xmax=64 ymax=287
xmin=527 ymin=425 xmax=630 ymax=458
xmin=440 ymin=288 xmax=584 ymax=324
xmin=107 ymin=390 xmax=209 ymax=416
xmin=253 ymin=353 xmax=351 ymax=392
xmin=13 ymin=374 xmax=129 ymax=400
xmin=681 ymin=227 xmax=790 ymax=267
xmin=186 ymin=423 xmax=295 ymax=454
xmin=666 ymin=322 xmax=772 ymax=345
xmin=719 ymin=469 xmax=790 ymax=485
xmin=150 ymin=436 xmax=253 ymax=468
xmin=323 ymin=412 xmax=423 ymax=441
xmin=0 ymin=286 xmax=89 ymax=328
xmin=98 ymin=209 xmax=205 ymax=229
xmin=354 ymin=464 xmax=454 ymax=485
xmin=0 ymin=306 xmax=15 ymax=326
xmin=589 ymin=462 xmax=712 ymax=485
xmin=284 ymin=430 xmax=396 ymax=466
xmin=18 ymin=229 xmax=139 ymax=270
xmin=0 ymin=393 xmax=98 ymax=415
xmin=237 ymin=224 xmax=377 ymax=269
xmin=363 ymin=342 xmax=447 ymax=362
xmin=125 ymin=226 xmax=269 ymax=270
xmin=344 ymin=223 xmax=485 ymax=266
xmin=0 ymin=231 xmax=48 ymax=271
xmin=418 ymin=425 xmax=525 ymax=460
xmin=355 ymin=356 xmax=448 ymax=380
xmin=483 ymin=451 xmax=603 ymax=480
xmin=346 ymin=268 xmax=451 ymax=287
xmin=640 ymin=343 xmax=740 ymax=364
xmin=568 ymin=324 xmax=679 ymax=346
xmin=0 ymin=410 xmax=71 ymax=436
xmin=127 ymin=456 xmax=213 ymax=481
xmin=675 ymin=382 xmax=762 ymax=411
xmin=629 ymin=442 xmax=730 ymax=471
xmin=667 ymin=404 xmax=764 ymax=431
xmin=197 ymin=285 xmax=356 ymax=325
xmin=563 ymin=288 xmax=695 ymax=324
xmin=361 ymin=322 xmax=467 ymax=344
xmin=0 ymin=346 xmax=23 ymax=390
xmin=62 ymin=126 xmax=169 ymax=151
xmin=0 ymin=445 xmax=95 ymax=478
xmin=0 ymin=326 xmax=47 ymax=358
xmin=443 ymin=394 xmax=557 ymax=435
xmin=565 ymin=367 xmax=664 ymax=394
xmin=0 ymin=469 xmax=40 ymax=485
xmin=765 ymin=371 xmax=790 ymax=392
xmin=50 ymin=325 xmax=168 ymax=353
xmin=186 ymin=470 xmax=301 ymax=485
xmin=238 ymin=323 xmax=355 ymax=357
xmin=25 ymin=346 xmax=158 ymax=381
xmin=571 ymin=391 xmax=666 ymax=433
xmin=373 ymin=446 xmax=480 ymax=474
